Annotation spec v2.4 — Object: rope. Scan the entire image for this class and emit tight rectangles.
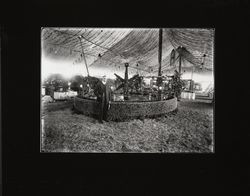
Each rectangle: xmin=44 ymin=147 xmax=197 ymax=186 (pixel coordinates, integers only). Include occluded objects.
xmin=49 ymin=28 xmax=127 ymax=60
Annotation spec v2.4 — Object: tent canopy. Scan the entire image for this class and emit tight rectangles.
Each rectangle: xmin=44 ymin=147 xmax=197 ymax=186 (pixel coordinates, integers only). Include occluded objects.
xmin=42 ymin=28 xmax=214 ymax=77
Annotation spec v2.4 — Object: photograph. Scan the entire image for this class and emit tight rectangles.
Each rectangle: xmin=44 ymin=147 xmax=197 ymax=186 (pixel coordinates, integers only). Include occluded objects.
xmin=40 ymin=28 xmax=214 ymax=153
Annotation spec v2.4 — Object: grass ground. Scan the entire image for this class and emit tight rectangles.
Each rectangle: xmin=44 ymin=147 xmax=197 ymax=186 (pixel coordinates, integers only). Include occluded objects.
xmin=41 ymin=99 xmax=213 ymax=153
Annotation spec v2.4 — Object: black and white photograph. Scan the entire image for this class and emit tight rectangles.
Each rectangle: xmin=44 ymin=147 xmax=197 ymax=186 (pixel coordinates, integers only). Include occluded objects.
xmin=4 ymin=1 xmax=250 ymax=194
xmin=40 ymin=28 xmax=214 ymax=153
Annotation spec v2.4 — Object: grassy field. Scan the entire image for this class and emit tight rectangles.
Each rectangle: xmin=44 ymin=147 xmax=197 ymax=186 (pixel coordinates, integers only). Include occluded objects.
xmin=41 ymin=99 xmax=213 ymax=153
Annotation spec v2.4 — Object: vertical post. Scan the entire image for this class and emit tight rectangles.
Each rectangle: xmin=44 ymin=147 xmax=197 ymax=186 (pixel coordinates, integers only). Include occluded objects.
xmin=158 ymin=28 xmax=163 ymax=100
xmin=191 ymin=66 xmax=194 ymax=92
xmin=158 ymin=28 xmax=163 ymax=77
xmin=124 ymin=63 xmax=129 ymax=100
xmin=190 ymin=80 xmax=194 ymax=92
xmin=179 ymin=53 xmax=182 ymax=74
xmin=79 ymin=37 xmax=90 ymax=76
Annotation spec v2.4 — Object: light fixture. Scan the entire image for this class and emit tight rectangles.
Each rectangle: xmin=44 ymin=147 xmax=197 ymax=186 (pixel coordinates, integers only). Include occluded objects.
xmin=80 ymin=84 xmax=83 ymax=88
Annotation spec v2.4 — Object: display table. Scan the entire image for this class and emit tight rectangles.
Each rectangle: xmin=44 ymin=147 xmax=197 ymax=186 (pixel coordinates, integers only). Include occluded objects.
xmin=53 ymin=91 xmax=78 ymax=100
xmin=181 ymin=91 xmax=196 ymax=100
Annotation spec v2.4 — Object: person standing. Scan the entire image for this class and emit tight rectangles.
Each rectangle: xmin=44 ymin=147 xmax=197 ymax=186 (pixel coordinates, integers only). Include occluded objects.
xmin=102 ymin=85 xmax=112 ymax=121
xmin=98 ymin=83 xmax=112 ymax=123
xmin=88 ymin=77 xmax=112 ymax=123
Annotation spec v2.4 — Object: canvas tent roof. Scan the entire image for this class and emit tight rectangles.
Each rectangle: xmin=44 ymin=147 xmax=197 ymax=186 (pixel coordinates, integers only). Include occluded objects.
xmin=41 ymin=28 xmax=214 ymax=76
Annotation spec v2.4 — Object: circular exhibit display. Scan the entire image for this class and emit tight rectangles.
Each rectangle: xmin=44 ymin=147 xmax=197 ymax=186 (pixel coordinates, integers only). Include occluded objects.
xmin=74 ymin=96 xmax=178 ymax=121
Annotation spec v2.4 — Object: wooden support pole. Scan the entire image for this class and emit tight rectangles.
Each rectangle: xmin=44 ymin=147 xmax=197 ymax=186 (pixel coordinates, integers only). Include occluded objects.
xmin=158 ymin=28 xmax=163 ymax=77
xmin=124 ymin=63 xmax=129 ymax=100
xmin=158 ymin=28 xmax=163 ymax=100
xmin=179 ymin=53 xmax=182 ymax=74
xmin=79 ymin=37 xmax=90 ymax=76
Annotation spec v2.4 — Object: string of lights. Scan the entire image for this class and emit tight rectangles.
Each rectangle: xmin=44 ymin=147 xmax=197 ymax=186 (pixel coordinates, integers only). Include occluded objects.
xmin=49 ymin=28 xmax=127 ymax=60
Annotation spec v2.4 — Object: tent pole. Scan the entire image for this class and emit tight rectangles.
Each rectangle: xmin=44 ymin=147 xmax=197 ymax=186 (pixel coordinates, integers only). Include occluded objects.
xmin=79 ymin=37 xmax=90 ymax=76
xmin=124 ymin=63 xmax=129 ymax=100
xmin=157 ymin=28 xmax=163 ymax=100
xmin=158 ymin=28 xmax=163 ymax=77
xmin=179 ymin=54 xmax=182 ymax=73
